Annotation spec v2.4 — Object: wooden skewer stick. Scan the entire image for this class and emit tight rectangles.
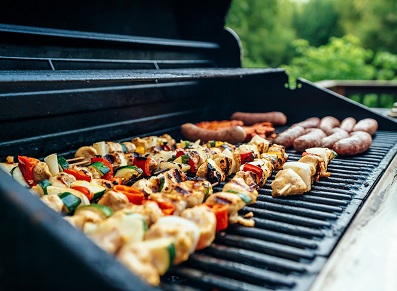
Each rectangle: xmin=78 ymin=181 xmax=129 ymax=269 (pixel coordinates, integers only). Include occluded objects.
xmin=153 ymin=169 xmax=168 ymax=175
xmin=70 ymin=160 xmax=90 ymax=166
xmin=278 ymin=183 xmax=291 ymax=195
xmin=66 ymin=156 xmax=86 ymax=162
xmin=211 ymin=182 xmax=219 ymax=187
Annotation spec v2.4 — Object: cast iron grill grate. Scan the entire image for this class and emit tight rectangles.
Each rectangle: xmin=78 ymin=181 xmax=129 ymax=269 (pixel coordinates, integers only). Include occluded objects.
xmin=160 ymin=131 xmax=397 ymax=291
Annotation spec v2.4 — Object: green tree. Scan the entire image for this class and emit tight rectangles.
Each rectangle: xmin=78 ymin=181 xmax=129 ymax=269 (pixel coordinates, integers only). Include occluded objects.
xmin=292 ymin=0 xmax=343 ymax=47
xmin=335 ymin=0 xmax=397 ymax=55
xmin=283 ymin=35 xmax=375 ymax=82
xmin=226 ymin=0 xmax=296 ymax=68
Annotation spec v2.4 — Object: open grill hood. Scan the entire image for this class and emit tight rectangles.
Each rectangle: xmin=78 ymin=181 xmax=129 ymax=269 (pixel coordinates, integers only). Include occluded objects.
xmin=1 ymin=1 xmax=397 ymax=290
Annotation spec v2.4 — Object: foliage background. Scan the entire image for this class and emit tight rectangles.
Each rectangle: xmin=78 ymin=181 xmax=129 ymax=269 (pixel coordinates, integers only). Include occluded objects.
xmin=225 ymin=0 xmax=397 ymax=87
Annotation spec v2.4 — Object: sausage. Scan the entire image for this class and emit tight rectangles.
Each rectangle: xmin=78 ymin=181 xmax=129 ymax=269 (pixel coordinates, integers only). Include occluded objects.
xmin=273 ymin=125 xmax=305 ymax=148
xmin=321 ymin=128 xmax=349 ymax=148
xmin=293 ymin=128 xmax=326 ymax=152
xmin=181 ymin=123 xmax=246 ymax=144
xmin=333 ymin=131 xmax=372 ymax=156
xmin=340 ymin=117 xmax=356 ymax=133
xmin=231 ymin=111 xmax=287 ymax=126
xmin=319 ymin=116 xmax=340 ymax=135
xmin=292 ymin=117 xmax=321 ymax=129
xmin=353 ymin=118 xmax=378 ymax=135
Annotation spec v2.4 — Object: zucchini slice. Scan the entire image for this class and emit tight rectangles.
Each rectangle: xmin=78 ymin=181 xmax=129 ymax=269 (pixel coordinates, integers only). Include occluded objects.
xmin=88 ymin=162 xmax=110 ymax=176
xmin=57 ymin=156 xmax=69 ymax=171
xmin=38 ymin=179 xmax=52 ymax=195
xmin=59 ymin=192 xmax=81 ymax=214
xmin=75 ymin=204 xmax=113 ymax=219
xmin=114 ymin=166 xmax=143 ymax=183
xmin=70 ymin=180 xmax=106 ymax=200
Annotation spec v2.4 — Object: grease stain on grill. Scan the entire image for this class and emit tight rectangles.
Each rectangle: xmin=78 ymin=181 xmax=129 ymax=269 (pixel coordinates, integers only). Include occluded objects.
xmin=161 ymin=132 xmax=397 ymax=291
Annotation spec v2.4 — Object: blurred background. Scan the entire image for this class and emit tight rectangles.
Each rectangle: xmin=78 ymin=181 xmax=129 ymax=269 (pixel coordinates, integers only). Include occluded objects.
xmin=226 ymin=0 xmax=397 ymax=109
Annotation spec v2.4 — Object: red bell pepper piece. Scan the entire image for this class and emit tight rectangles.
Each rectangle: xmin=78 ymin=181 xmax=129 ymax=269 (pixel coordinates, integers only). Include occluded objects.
xmin=63 ymin=168 xmax=92 ymax=182
xmin=242 ymin=163 xmax=263 ymax=184
xmin=208 ymin=204 xmax=229 ymax=232
xmin=188 ymin=158 xmax=197 ymax=173
xmin=133 ymin=156 xmax=152 ymax=177
xmin=156 ymin=201 xmax=175 ymax=216
xmin=175 ymin=148 xmax=185 ymax=159
xmin=71 ymin=185 xmax=93 ymax=200
xmin=112 ymin=185 xmax=145 ymax=205
xmin=17 ymin=156 xmax=40 ymax=187
xmin=91 ymin=157 xmax=113 ymax=180
xmin=240 ymin=152 xmax=254 ymax=164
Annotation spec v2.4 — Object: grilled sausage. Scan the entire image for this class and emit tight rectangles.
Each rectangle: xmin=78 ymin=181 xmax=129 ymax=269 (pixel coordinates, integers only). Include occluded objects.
xmin=333 ymin=131 xmax=372 ymax=155
xmin=231 ymin=111 xmax=287 ymax=126
xmin=321 ymin=128 xmax=349 ymax=148
xmin=181 ymin=123 xmax=246 ymax=144
xmin=292 ymin=117 xmax=321 ymax=129
xmin=273 ymin=125 xmax=305 ymax=148
xmin=319 ymin=116 xmax=340 ymax=135
xmin=340 ymin=117 xmax=356 ymax=133
xmin=293 ymin=128 xmax=326 ymax=152
xmin=353 ymin=118 xmax=378 ymax=135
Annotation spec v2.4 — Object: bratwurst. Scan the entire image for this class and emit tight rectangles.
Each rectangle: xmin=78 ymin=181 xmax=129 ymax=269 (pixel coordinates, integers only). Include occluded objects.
xmin=353 ymin=118 xmax=378 ymax=135
xmin=340 ymin=117 xmax=356 ymax=133
xmin=321 ymin=128 xmax=349 ymax=148
xmin=181 ymin=123 xmax=246 ymax=144
xmin=319 ymin=116 xmax=340 ymax=135
xmin=293 ymin=128 xmax=326 ymax=152
xmin=292 ymin=117 xmax=321 ymax=129
xmin=273 ymin=125 xmax=305 ymax=148
xmin=333 ymin=131 xmax=372 ymax=156
xmin=231 ymin=111 xmax=287 ymax=126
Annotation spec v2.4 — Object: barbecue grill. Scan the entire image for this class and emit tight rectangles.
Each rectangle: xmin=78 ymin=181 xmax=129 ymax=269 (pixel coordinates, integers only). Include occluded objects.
xmin=1 ymin=1 xmax=397 ymax=290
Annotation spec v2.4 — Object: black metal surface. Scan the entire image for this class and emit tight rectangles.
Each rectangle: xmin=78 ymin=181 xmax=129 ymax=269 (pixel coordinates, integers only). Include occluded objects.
xmin=1 ymin=3 xmax=397 ymax=289
xmin=160 ymin=131 xmax=397 ymax=291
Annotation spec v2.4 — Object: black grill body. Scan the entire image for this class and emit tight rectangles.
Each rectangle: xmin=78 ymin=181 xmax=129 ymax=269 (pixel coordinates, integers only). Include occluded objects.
xmin=1 ymin=1 xmax=397 ymax=290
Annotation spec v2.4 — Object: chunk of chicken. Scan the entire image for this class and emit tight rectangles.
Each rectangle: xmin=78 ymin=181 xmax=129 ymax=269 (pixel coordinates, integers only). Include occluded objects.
xmin=181 ymin=204 xmax=216 ymax=250
xmin=98 ymin=190 xmax=130 ymax=212
xmin=117 ymin=243 xmax=161 ymax=286
xmin=64 ymin=210 xmax=103 ymax=230
xmin=196 ymin=159 xmax=225 ymax=183
xmin=118 ymin=201 xmax=163 ymax=227
xmin=223 ymin=172 xmax=259 ymax=204
xmin=144 ymin=216 xmax=200 ymax=265
xmin=163 ymin=179 xmax=212 ymax=208
xmin=205 ymin=192 xmax=253 ymax=226
xmin=271 ymin=168 xmax=308 ymax=197
xmin=49 ymin=172 xmax=76 ymax=188
xmin=33 ymin=162 xmax=51 ymax=183
xmin=40 ymin=194 xmax=63 ymax=213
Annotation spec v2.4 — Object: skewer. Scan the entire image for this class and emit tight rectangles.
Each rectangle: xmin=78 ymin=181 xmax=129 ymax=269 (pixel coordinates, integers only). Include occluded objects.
xmin=278 ymin=183 xmax=291 ymax=195
xmin=66 ymin=157 xmax=85 ymax=162
xmin=211 ymin=182 xmax=219 ymax=187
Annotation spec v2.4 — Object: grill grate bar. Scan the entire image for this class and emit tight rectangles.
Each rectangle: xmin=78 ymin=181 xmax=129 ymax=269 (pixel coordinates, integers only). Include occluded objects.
xmin=165 ymin=267 xmax=273 ymax=291
xmin=257 ymin=195 xmax=344 ymax=212
xmin=244 ymin=208 xmax=332 ymax=228
xmin=205 ymin=243 xmax=308 ymax=273
xmin=226 ymin=226 xmax=319 ymax=249
xmin=253 ymin=217 xmax=326 ymax=238
xmin=215 ymin=235 xmax=316 ymax=261
xmin=247 ymin=202 xmax=338 ymax=220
